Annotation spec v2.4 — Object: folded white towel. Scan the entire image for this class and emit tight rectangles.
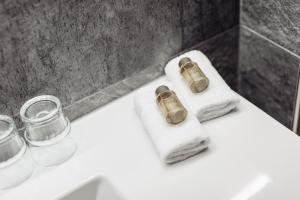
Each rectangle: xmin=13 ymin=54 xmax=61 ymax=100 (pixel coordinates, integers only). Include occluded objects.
xmin=165 ymin=50 xmax=240 ymax=122
xmin=134 ymin=82 xmax=209 ymax=164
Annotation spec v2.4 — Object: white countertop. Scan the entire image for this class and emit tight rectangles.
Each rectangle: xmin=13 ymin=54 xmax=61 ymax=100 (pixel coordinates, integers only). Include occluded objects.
xmin=2 ymin=77 xmax=300 ymax=200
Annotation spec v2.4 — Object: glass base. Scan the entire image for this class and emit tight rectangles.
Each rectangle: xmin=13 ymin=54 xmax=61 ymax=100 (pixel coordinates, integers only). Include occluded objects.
xmin=30 ymin=134 xmax=77 ymax=167
xmin=0 ymin=147 xmax=34 ymax=189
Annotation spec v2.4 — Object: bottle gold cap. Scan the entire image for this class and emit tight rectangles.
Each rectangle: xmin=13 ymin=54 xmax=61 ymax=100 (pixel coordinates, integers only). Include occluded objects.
xmin=178 ymin=57 xmax=192 ymax=68
xmin=155 ymin=85 xmax=170 ymax=96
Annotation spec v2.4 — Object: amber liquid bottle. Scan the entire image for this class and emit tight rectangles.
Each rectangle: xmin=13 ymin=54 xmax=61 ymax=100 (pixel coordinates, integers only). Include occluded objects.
xmin=179 ymin=57 xmax=209 ymax=93
xmin=155 ymin=85 xmax=187 ymax=124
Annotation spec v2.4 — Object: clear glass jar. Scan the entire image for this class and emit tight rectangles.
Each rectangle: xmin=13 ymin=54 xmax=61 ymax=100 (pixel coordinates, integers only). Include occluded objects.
xmin=0 ymin=115 xmax=34 ymax=189
xmin=20 ymin=95 xmax=77 ymax=167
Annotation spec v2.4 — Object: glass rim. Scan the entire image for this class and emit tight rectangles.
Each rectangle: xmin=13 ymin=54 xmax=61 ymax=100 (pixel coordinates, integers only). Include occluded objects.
xmin=0 ymin=115 xmax=15 ymax=142
xmin=20 ymin=95 xmax=61 ymax=124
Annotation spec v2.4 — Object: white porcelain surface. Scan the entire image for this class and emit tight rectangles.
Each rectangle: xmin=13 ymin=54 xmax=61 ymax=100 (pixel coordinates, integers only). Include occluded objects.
xmin=1 ymin=77 xmax=300 ymax=199
xmin=29 ymin=133 xmax=77 ymax=167
xmin=56 ymin=176 xmax=124 ymax=200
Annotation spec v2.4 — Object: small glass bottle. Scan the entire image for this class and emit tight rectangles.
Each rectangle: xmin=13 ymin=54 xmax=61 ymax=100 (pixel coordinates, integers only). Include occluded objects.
xmin=20 ymin=95 xmax=77 ymax=167
xmin=155 ymin=85 xmax=187 ymax=124
xmin=179 ymin=57 xmax=209 ymax=93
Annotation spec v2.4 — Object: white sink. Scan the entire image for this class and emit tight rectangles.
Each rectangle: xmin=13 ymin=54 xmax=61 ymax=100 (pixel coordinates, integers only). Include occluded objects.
xmin=2 ymin=77 xmax=300 ymax=200
xmin=57 ymin=177 xmax=124 ymax=200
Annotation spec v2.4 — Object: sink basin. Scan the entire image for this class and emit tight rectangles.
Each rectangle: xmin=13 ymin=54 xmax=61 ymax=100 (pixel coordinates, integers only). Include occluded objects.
xmin=57 ymin=177 xmax=124 ymax=200
xmin=3 ymin=77 xmax=300 ymax=200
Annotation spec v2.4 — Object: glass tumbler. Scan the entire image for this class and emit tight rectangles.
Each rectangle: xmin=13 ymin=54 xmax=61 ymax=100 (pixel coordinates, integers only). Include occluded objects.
xmin=0 ymin=115 xmax=34 ymax=189
xmin=20 ymin=95 xmax=77 ymax=166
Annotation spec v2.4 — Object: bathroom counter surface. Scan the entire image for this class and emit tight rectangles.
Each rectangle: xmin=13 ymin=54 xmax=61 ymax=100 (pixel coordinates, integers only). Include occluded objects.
xmin=2 ymin=77 xmax=300 ymax=200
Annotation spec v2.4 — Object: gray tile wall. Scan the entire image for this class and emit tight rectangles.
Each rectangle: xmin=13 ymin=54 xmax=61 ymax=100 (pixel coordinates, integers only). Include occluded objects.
xmin=196 ymin=27 xmax=239 ymax=90
xmin=240 ymin=0 xmax=300 ymax=130
xmin=239 ymin=27 xmax=299 ymax=128
xmin=241 ymin=0 xmax=300 ymax=55
xmin=66 ymin=26 xmax=239 ymax=121
xmin=0 ymin=0 xmax=239 ymax=125
xmin=182 ymin=0 xmax=239 ymax=49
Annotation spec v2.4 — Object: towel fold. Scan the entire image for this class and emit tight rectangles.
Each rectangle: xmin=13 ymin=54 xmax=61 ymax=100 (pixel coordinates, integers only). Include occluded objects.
xmin=134 ymin=82 xmax=209 ymax=164
xmin=165 ymin=50 xmax=240 ymax=122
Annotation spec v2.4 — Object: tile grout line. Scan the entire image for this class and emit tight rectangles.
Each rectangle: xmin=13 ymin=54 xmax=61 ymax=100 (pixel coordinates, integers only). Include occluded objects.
xmin=292 ymin=61 xmax=300 ymax=133
xmin=240 ymin=0 xmax=242 ymax=25
xmin=241 ymin=25 xmax=300 ymax=132
xmin=242 ymin=25 xmax=300 ymax=59
xmin=179 ymin=0 xmax=184 ymax=52
xmin=237 ymin=25 xmax=242 ymax=94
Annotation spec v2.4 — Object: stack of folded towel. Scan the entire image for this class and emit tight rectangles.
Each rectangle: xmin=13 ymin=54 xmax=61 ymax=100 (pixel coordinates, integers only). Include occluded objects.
xmin=134 ymin=83 xmax=209 ymax=164
xmin=165 ymin=50 xmax=240 ymax=122
xmin=134 ymin=50 xmax=239 ymax=164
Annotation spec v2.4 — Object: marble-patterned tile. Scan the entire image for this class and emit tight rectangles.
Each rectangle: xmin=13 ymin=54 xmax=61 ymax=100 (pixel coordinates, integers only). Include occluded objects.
xmin=241 ymin=0 xmax=300 ymax=56
xmin=64 ymin=63 xmax=163 ymax=121
xmin=239 ymin=26 xmax=300 ymax=129
xmin=194 ymin=26 xmax=239 ymax=90
xmin=65 ymin=27 xmax=240 ymax=122
xmin=182 ymin=0 xmax=239 ymax=49
xmin=0 ymin=0 xmax=181 ymax=118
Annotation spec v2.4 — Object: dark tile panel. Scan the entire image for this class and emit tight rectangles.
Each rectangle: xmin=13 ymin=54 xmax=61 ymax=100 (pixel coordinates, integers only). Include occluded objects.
xmin=55 ymin=27 xmax=241 ymax=123
xmin=64 ymin=63 xmax=164 ymax=122
xmin=0 ymin=0 xmax=182 ymax=118
xmin=63 ymin=27 xmax=240 ymax=122
xmin=239 ymin=27 xmax=300 ymax=129
xmin=241 ymin=0 xmax=300 ymax=56
xmin=182 ymin=0 xmax=239 ymax=49
xmin=194 ymin=26 xmax=239 ymax=90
